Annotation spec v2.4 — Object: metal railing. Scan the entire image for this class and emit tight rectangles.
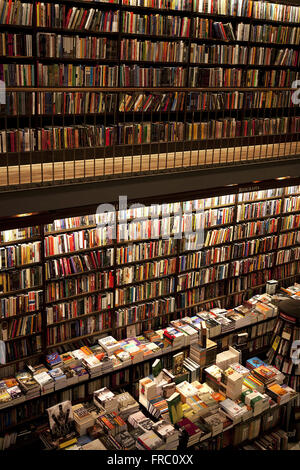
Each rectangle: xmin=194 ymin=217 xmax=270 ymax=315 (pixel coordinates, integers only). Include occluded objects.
xmin=1 ymin=86 xmax=299 ymax=191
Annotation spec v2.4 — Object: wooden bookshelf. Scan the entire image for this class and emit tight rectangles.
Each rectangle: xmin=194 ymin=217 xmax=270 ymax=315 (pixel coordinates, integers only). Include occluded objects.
xmin=0 ymin=0 xmax=299 ymax=191
xmin=0 ymin=182 xmax=299 ymax=369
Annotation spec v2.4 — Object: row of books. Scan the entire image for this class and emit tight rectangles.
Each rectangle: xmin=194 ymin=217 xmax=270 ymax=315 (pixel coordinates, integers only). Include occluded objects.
xmin=123 ymin=0 xmax=192 ymax=10
xmin=2 ymin=115 xmax=298 ymax=153
xmin=36 ymin=63 xmax=118 ymax=87
xmin=238 ymin=187 xmax=284 ymax=202
xmin=278 ymin=231 xmax=300 ymax=249
xmin=36 ymin=5 xmax=119 ymax=32
xmin=179 ymin=236 xmax=281 ymax=271
xmin=36 ymin=92 xmax=117 ymax=115
xmin=120 ymin=39 xmax=188 ymax=62
xmin=194 ymin=19 xmax=300 ymax=46
xmin=5 ymin=246 xmax=297 ymax=324
xmin=193 ymin=0 xmax=300 ymax=23
xmin=178 ymin=252 xmax=276 ymax=290
xmin=233 ymin=219 xmax=279 ymax=241
xmin=236 ymin=199 xmax=282 ymax=222
xmin=115 ymin=277 xmax=176 ymax=306
xmin=282 ymin=214 xmax=300 ymax=231
xmin=0 ymin=313 xmax=42 ymax=340
xmin=122 ymin=0 xmax=300 ymax=24
xmin=0 ymin=64 xmax=35 ymax=87
xmin=1 ymin=0 xmax=299 ymax=25
xmin=186 ymin=117 xmax=298 ymax=141
xmin=0 ymin=267 xmax=42 ymax=295
xmin=0 ymin=242 xmax=41 ymax=270
xmin=44 ymin=249 xmax=114 ymax=280
xmin=283 ymin=196 xmax=300 ymax=213
xmin=120 ymin=65 xmax=187 ymax=87
xmin=46 ymin=294 xmax=113 ymax=325
xmin=47 ymin=268 xmax=114 ymax=292
xmin=116 ymin=297 xmax=175 ymax=327
xmin=115 ymin=258 xmax=177 ymax=285
xmin=7 ymin=88 xmax=298 ymax=117
xmin=190 ymin=44 xmax=300 ymax=66
xmin=0 ymin=1 xmax=33 ymax=25
xmin=189 ymin=67 xmax=299 ymax=87
xmin=0 ymin=290 xmax=43 ymax=318
xmin=116 ymin=239 xmax=177 ymax=264
xmin=0 ymin=33 xmax=32 ymax=57
xmin=45 ymin=274 xmax=114 ymax=303
xmin=37 ymin=34 xmax=118 ymax=60
xmin=0 ymin=227 xmax=40 ymax=246
xmin=4 ymin=335 xmax=42 ymax=363
xmin=122 ymin=12 xmax=191 ymax=36
xmin=44 ymin=230 xmax=113 ymax=257
xmin=47 ymin=313 xmax=112 ymax=346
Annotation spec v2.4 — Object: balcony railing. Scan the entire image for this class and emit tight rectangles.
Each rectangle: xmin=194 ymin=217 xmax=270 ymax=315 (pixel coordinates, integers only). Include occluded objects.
xmin=1 ymin=86 xmax=299 ymax=191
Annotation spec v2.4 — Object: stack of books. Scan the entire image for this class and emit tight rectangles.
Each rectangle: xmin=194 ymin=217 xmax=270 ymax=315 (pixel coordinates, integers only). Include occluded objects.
xmin=93 ymin=387 xmax=119 ymax=413
xmin=216 ymin=347 xmax=240 ymax=370
xmin=114 ymin=348 xmax=132 ymax=366
xmin=251 ymin=365 xmax=279 ymax=388
xmin=97 ymin=412 xmax=127 ymax=437
xmin=175 ymin=381 xmax=199 ymax=402
xmin=136 ymin=430 xmax=164 ymax=450
xmin=183 ymin=357 xmax=200 ymax=382
xmin=202 ymin=410 xmax=231 ymax=437
xmin=45 ymin=353 xmax=63 ymax=369
xmin=241 ymin=389 xmax=270 ymax=415
xmin=267 ymin=384 xmax=296 ymax=405
xmin=72 ymin=403 xmax=95 ymax=436
xmin=48 ymin=367 xmax=67 ymax=390
xmin=189 ymin=343 xmax=207 ymax=367
xmin=128 ymin=410 xmax=153 ymax=429
xmin=177 ymin=418 xmax=203 ymax=446
xmin=0 ymin=379 xmax=24 ymax=408
xmin=70 ymin=365 xmax=89 ymax=382
xmin=230 ymin=363 xmax=250 ymax=378
xmin=15 ymin=370 xmax=40 ymax=399
xmin=220 ymin=398 xmax=248 ymax=423
xmin=243 ymin=374 xmax=265 ymax=393
xmin=163 ymin=327 xmax=186 ymax=348
xmin=152 ymin=420 xmax=180 ymax=450
xmin=98 ymin=336 xmax=120 ymax=356
xmin=246 ymin=356 xmax=266 ymax=371
xmin=204 ymin=364 xmax=222 ymax=389
xmin=115 ymin=431 xmax=136 ymax=450
xmin=197 ymin=311 xmax=222 ymax=337
xmin=81 ymin=355 xmax=102 ymax=378
xmin=148 ymin=395 xmax=169 ymax=420
xmin=170 ymin=320 xmax=199 ymax=345
xmin=117 ymin=392 xmax=139 ymax=420
xmin=60 ymin=351 xmax=81 ymax=368
xmin=221 ymin=367 xmax=244 ymax=400
xmin=34 ymin=371 xmax=55 ymax=393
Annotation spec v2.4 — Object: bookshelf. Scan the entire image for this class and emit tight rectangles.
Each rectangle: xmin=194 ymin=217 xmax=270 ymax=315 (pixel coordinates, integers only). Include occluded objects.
xmin=0 ymin=182 xmax=300 ymax=371
xmin=0 ymin=0 xmax=299 ymax=188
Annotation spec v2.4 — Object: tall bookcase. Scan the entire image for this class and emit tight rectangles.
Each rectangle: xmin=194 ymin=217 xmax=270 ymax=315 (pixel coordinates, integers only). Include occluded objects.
xmin=1 ymin=0 xmax=299 ymax=176
xmin=0 ymin=181 xmax=300 ymax=433
xmin=0 ymin=181 xmax=300 ymax=368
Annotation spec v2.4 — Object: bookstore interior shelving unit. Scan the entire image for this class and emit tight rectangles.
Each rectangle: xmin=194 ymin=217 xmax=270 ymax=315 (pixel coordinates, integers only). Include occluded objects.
xmin=0 ymin=0 xmax=300 ymax=446
xmin=0 ymin=180 xmax=300 ymax=433
xmin=0 ymin=0 xmax=300 ymax=187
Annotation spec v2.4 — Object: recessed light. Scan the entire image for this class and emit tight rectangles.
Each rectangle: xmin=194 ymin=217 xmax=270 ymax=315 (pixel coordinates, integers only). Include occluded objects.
xmin=14 ymin=213 xmax=35 ymax=218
